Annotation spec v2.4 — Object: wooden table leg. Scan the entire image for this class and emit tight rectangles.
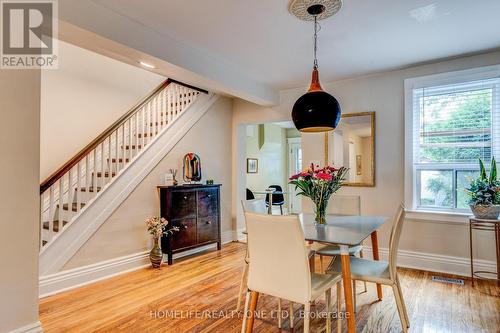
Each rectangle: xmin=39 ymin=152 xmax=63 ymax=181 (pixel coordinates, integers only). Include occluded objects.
xmin=340 ymin=245 xmax=356 ymax=333
xmin=371 ymin=231 xmax=383 ymax=300
xmin=245 ymin=291 xmax=259 ymax=333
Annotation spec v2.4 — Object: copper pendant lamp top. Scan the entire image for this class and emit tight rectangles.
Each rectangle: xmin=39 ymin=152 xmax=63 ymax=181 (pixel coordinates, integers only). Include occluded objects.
xmin=308 ymin=68 xmax=323 ymax=92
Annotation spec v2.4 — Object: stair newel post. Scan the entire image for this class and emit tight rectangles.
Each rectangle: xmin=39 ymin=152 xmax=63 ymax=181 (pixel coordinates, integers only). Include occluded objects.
xmin=40 ymin=193 xmax=45 ymax=248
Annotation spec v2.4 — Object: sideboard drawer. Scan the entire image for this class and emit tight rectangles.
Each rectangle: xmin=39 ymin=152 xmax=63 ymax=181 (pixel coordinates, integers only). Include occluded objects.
xmin=171 ymin=218 xmax=197 ymax=250
xmin=169 ymin=191 xmax=196 ymax=219
xmin=197 ymin=189 xmax=218 ymax=217
xmin=197 ymin=216 xmax=218 ymax=244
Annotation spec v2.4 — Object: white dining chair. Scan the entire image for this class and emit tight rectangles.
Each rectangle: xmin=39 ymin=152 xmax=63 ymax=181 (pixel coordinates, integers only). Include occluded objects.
xmin=241 ymin=212 xmax=343 ymax=333
xmin=313 ymin=195 xmax=367 ymax=302
xmin=326 ymin=204 xmax=410 ymax=332
xmin=236 ymin=199 xmax=267 ymax=312
xmin=237 ymin=199 xmax=316 ymax=330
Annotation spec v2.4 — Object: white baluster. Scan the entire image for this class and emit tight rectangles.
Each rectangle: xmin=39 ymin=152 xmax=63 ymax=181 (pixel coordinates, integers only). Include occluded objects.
xmin=92 ymin=148 xmax=98 ymax=194
xmin=48 ymin=186 xmax=55 ymax=243
xmin=58 ymin=175 xmax=64 ymax=230
xmin=76 ymin=161 xmax=82 ymax=216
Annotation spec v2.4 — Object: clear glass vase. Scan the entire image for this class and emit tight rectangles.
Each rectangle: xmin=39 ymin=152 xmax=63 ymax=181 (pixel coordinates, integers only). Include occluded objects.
xmin=314 ymin=201 xmax=327 ymax=225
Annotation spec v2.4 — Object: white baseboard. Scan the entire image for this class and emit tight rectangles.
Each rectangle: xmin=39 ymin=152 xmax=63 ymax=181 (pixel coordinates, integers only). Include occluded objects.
xmin=40 ymin=230 xmax=235 ymax=298
xmin=7 ymin=321 xmax=43 ymax=333
xmin=362 ymin=246 xmax=496 ymax=277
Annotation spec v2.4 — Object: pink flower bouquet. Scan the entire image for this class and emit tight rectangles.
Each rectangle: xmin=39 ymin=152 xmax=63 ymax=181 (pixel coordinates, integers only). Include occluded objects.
xmin=289 ymin=163 xmax=348 ymax=224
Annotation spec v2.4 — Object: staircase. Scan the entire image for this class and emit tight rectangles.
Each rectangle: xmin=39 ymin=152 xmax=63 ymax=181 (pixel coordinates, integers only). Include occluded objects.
xmin=39 ymin=79 xmax=210 ymax=265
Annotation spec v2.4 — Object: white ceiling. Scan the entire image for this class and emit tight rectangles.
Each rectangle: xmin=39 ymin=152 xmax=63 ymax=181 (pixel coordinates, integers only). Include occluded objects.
xmin=89 ymin=0 xmax=500 ymax=90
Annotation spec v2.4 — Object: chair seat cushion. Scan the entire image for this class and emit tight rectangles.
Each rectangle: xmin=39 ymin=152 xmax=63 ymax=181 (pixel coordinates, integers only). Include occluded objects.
xmin=310 ymin=272 xmax=342 ymax=300
xmin=315 ymin=244 xmax=363 ymax=256
xmin=326 ymin=256 xmax=392 ymax=285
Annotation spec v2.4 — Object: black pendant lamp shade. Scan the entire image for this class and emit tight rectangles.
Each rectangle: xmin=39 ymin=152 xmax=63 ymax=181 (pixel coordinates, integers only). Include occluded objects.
xmin=292 ymin=69 xmax=341 ymax=132
xmin=291 ymin=3 xmax=341 ymax=133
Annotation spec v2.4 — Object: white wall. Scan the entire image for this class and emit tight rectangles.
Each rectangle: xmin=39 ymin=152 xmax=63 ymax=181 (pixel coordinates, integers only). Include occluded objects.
xmin=233 ymin=50 xmax=500 ymax=265
xmin=63 ymin=97 xmax=233 ymax=269
xmin=0 ymin=70 xmax=41 ymax=332
xmin=246 ymin=124 xmax=287 ymax=194
xmin=40 ymin=40 xmax=164 ymax=181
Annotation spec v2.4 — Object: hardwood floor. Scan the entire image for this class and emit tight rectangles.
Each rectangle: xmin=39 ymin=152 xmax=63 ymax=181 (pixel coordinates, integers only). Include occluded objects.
xmin=40 ymin=242 xmax=500 ymax=333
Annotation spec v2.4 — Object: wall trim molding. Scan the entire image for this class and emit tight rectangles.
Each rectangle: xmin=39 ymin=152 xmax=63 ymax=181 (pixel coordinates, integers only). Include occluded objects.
xmin=40 ymin=230 xmax=235 ymax=298
xmin=7 ymin=321 xmax=43 ymax=333
xmin=363 ymin=246 xmax=496 ymax=277
xmin=39 ymin=94 xmax=220 ymax=275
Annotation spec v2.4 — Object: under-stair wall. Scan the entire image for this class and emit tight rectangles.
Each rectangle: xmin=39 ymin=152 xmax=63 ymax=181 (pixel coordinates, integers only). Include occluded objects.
xmin=39 ymin=95 xmax=233 ymax=296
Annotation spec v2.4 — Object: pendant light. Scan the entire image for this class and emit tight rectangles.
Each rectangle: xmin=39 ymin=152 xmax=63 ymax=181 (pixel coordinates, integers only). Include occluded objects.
xmin=291 ymin=3 xmax=341 ymax=133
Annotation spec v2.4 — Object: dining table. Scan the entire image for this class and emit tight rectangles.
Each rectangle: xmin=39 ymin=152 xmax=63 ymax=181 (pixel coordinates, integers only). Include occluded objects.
xmin=243 ymin=213 xmax=389 ymax=333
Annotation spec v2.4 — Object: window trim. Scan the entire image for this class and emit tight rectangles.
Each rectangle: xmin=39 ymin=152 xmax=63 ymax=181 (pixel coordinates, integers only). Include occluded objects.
xmin=404 ymin=64 xmax=500 ymax=215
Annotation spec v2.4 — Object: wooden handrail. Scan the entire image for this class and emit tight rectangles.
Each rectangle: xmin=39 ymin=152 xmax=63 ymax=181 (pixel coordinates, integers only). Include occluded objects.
xmin=40 ymin=79 xmax=207 ymax=193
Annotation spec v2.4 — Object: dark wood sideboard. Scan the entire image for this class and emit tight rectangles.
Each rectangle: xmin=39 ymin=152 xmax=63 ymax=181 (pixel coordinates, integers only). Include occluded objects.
xmin=158 ymin=184 xmax=221 ymax=265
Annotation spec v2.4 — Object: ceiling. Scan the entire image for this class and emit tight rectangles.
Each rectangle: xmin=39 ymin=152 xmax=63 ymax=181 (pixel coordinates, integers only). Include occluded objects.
xmin=88 ymin=0 xmax=500 ymax=90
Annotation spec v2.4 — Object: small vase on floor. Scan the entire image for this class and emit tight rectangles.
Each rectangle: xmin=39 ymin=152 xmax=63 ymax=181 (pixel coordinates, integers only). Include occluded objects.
xmin=149 ymin=237 xmax=163 ymax=268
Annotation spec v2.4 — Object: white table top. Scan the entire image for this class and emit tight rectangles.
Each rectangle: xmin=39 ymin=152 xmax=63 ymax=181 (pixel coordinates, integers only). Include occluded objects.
xmin=300 ymin=214 xmax=389 ymax=246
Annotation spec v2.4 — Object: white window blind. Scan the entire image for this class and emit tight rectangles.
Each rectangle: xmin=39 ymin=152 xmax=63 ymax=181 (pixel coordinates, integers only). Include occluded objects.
xmin=406 ymin=68 xmax=500 ymax=213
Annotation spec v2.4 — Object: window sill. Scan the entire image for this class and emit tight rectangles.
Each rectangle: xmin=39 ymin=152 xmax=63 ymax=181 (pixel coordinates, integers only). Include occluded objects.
xmin=405 ymin=209 xmax=470 ymax=225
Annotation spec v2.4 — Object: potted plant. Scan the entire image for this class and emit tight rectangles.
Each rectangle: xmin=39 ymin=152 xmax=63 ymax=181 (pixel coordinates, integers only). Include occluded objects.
xmin=145 ymin=217 xmax=178 ymax=268
xmin=465 ymin=157 xmax=500 ymax=219
xmin=289 ymin=163 xmax=348 ymax=224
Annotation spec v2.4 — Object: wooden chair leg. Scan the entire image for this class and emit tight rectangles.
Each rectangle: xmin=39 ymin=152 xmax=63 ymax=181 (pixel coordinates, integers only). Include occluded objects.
xmin=241 ymin=291 xmax=250 ymax=333
xmin=289 ymin=302 xmax=294 ymax=329
xmin=320 ymin=254 xmax=325 ymax=273
xmin=304 ymin=303 xmax=311 ymax=333
xmin=392 ymin=284 xmax=408 ymax=333
xmin=336 ymin=283 xmax=342 ymax=333
xmin=280 ymin=205 xmax=283 ymax=215
xmin=236 ymin=261 xmax=249 ymax=312
xmin=325 ymin=289 xmax=332 ymax=333
xmin=359 ymin=250 xmax=368 ymax=292
xmin=396 ymin=276 xmax=410 ymax=328
xmin=352 ymin=280 xmax=357 ymax=313
xmin=278 ymin=298 xmax=282 ymax=328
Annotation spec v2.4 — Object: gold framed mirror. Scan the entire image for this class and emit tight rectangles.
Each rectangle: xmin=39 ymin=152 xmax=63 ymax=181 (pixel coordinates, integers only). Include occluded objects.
xmin=325 ymin=112 xmax=375 ymax=187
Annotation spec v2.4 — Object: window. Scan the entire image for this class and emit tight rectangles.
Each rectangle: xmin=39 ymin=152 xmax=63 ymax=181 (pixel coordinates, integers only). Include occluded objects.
xmin=405 ymin=66 xmax=500 ymax=213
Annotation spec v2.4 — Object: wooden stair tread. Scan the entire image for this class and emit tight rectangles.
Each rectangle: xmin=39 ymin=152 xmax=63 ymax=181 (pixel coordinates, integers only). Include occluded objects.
xmin=94 ymin=172 xmax=116 ymax=178
xmin=42 ymin=220 xmax=69 ymax=232
xmin=122 ymin=145 xmax=143 ymax=150
xmin=77 ymin=187 xmax=102 ymax=193
xmin=149 ymin=121 xmax=168 ymax=126
xmin=136 ymin=132 xmax=158 ymax=138
xmin=107 ymin=158 xmax=130 ymax=163
xmin=59 ymin=202 xmax=86 ymax=212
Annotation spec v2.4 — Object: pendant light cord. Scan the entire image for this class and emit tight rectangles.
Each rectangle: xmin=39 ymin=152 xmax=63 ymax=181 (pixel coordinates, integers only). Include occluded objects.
xmin=313 ymin=15 xmax=321 ymax=70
